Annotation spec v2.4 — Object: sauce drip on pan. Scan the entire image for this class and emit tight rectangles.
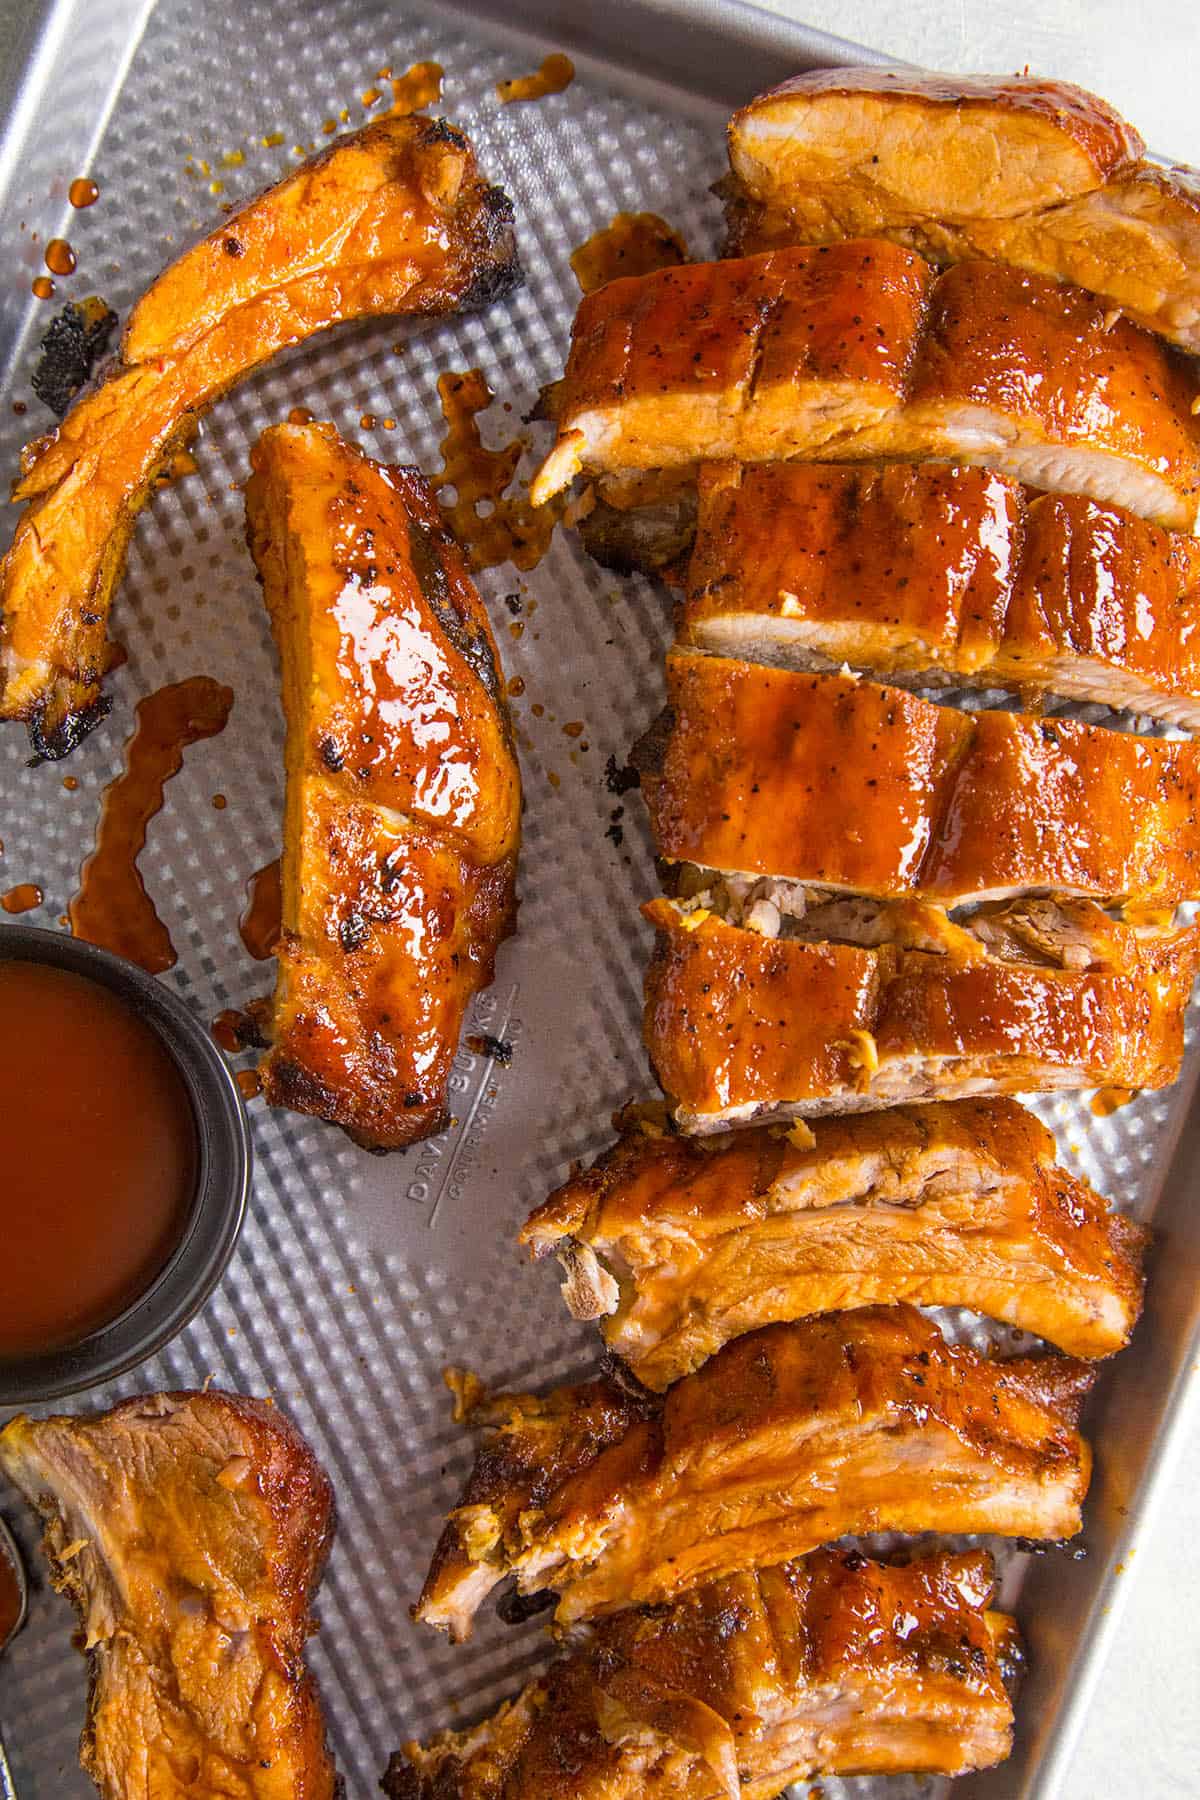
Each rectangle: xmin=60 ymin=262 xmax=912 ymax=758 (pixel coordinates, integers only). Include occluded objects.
xmin=390 ymin=60 xmax=443 ymax=113
xmin=30 ymin=276 xmax=54 ymax=301
xmin=69 ymin=177 xmax=100 ymax=208
xmin=0 ymin=960 xmax=196 ymax=1358
xmin=236 ymin=1068 xmax=263 ymax=1100
xmin=69 ymin=677 xmax=234 ymax=973
xmin=239 ymin=857 xmax=282 ymax=960
xmin=1091 ymin=1085 xmax=1136 ymax=1116
xmin=44 ymin=238 xmax=76 ymax=277
xmin=211 ymin=1007 xmax=255 ymax=1051
xmin=432 ymin=368 xmax=564 ymax=571
xmin=1 ymin=884 xmax=42 ymax=915
xmin=570 ymin=211 xmax=688 ymax=294
xmin=496 ymin=52 xmax=574 ymax=104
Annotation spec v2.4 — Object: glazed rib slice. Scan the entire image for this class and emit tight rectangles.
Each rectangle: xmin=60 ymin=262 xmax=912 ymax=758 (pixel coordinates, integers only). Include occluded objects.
xmin=683 ymin=463 xmax=1200 ymax=729
xmin=724 ymin=68 xmax=1200 ymax=354
xmin=0 ymin=113 xmax=520 ymax=759
xmin=414 ymin=1304 xmax=1093 ymax=1635
xmin=244 ymin=422 xmax=519 ymax=1150
xmin=391 ymin=1549 xmax=1019 ymax=1796
xmin=522 ymin=1098 xmax=1148 ymax=1383
xmin=0 ymin=1391 xmax=338 ymax=1800
xmin=531 ymin=244 xmax=1200 ymax=532
xmin=641 ymin=653 xmax=1200 ymax=906
xmin=643 ymin=896 xmax=1200 ymax=1131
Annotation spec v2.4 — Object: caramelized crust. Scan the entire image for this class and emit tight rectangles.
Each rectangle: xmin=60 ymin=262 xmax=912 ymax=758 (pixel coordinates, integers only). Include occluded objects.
xmin=392 ymin=1549 xmax=1017 ymax=1796
xmin=0 ymin=114 xmax=520 ymax=759
xmin=0 ymin=1392 xmax=338 ymax=1800
xmin=244 ymin=422 xmax=519 ymax=1149
xmin=531 ymin=245 xmax=1200 ymax=530
xmin=643 ymin=654 xmax=1200 ymax=906
xmin=522 ymin=1098 xmax=1148 ymax=1381
xmin=725 ymin=69 xmax=1200 ymax=352
xmin=643 ymin=899 xmax=1200 ymax=1130
xmin=414 ymin=1305 xmax=1093 ymax=1635
xmin=684 ymin=463 xmax=1200 ymax=727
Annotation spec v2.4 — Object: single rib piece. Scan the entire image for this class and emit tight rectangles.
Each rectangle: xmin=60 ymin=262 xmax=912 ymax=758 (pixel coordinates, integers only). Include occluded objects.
xmin=392 ymin=1549 xmax=1018 ymax=1797
xmin=641 ymin=653 xmax=1200 ymax=906
xmin=522 ymin=1098 xmax=1148 ymax=1382
xmin=0 ymin=113 xmax=520 ymax=759
xmin=643 ymin=896 xmax=1200 ymax=1131
xmin=530 ymin=244 xmax=1200 ymax=531
xmin=683 ymin=463 xmax=1200 ymax=728
xmin=414 ymin=1304 xmax=1093 ymax=1635
xmin=724 ymin=68 xmax=1200 ymax=353
xmin=0 ymin=1391 xmax=338 ymax=1800
xmin=244 ymin=422 xmax=519 ymax=1150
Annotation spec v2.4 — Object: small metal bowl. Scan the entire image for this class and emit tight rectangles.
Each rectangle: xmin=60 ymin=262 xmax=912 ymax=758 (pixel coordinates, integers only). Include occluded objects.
xmin=0 ymin=925 xmax=250 ymax=1406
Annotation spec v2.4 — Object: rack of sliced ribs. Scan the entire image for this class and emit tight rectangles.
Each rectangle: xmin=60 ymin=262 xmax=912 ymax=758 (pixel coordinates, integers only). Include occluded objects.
xmin=397 ymin=66 xmax=1200 ymax=1794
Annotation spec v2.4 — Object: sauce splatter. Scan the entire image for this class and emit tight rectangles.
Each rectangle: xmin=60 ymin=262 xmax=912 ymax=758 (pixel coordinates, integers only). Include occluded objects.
xmin=69 ymin=677 xmax=234 ymax=973
xmin=212 ymin=1007 xmax=256 ymax=1052
xmin=1091 ymin=1085 xmax=1136 ymax=1117
xmin=69 ymin=177 xmax=100 ymax=208
xmin=1 ymin=883 xmax=42 ymax=914
xmin=496 ymin=52 xmax=574 ymax=104
xmin=570 ymin=211 xmax=688 ymax=293
xmin=31 ymin=275 xmax=54 ymax=301
xmin=432 ymin=368 xmax=564 ymax=571
xmin=212 ymin=792 xmax=227 ymax=810
xmin=44 ymin=238 xmax=76 ymax=276
xmin=239 ymin=857 xmax=282 ymax=961
xmin=288 ymin=405 xmax=315 ymax=426
xmin=390 ymin=60 xmax=443 ymax=113
xmin=62 ymin=774 xmax=78 ymax=791
xmin=154 ymin=448 xmax=199 ymax=487
xmin=236 ymin=1068 xmax=263 ymax=1100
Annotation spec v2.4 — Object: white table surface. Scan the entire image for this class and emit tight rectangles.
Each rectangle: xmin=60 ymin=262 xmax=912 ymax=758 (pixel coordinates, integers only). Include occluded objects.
xmin=755 ymin=5 xmax=1200 ymax=1793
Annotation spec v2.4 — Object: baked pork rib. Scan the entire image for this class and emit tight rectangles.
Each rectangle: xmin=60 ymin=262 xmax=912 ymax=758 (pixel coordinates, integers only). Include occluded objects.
xmin=723 ymin=68 xmax=1200 ymax=354
xmin=643 ymin=896 xmax=1200 ymax=1131
xmin=415 ymin=1304 xmax=1093 ymax=1637
xmin=244 ymin=422 xmax=519 ymax=1150
xmin=530 ymin=242 xmax=1200 ymax=532
xmin=392 ymin=1548 xmax=1019 ymax=1797
xmin=0 ymin=112 xmax=520 ymax=758
xmin=683 ymin=462 xmax=1200 ymax=729
xmin=641 ymin=653 xmax=1200 ymax=906
xmin=522 ymin=1098 xmax=1148 ymax=1384
xmin=0 ymin=1391 xmax=339 ymax=1800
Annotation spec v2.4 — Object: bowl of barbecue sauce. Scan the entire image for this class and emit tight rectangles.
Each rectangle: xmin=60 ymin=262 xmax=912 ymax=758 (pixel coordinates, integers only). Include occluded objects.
xmin=0 ymin=926 xmax=250 ymax=1404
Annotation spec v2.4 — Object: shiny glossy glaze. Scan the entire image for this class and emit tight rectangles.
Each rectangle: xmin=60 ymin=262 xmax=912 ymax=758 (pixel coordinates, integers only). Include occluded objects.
xmin=685 ymin=464 xmax=1200 ymax=723
xmin=1 ymin=883 xmax=42 ymax=914
xmin=0 ymin=114 xmax=520 ymax=758
xmin=569 ymin=211 xmax=688 ymax=294
xmin=646 ymin=654 xmax=1200 ymax=904
xmin=523 ymin=1098 xmax=1147 ymax=1379
xmin=533 ymin=244 xmax=1200 ymax=526
xmin=239 ymin=857 xmax=282 ymax=961
xmin=68 ymin=177 xmax=100 ymax=209
xmin=244 ymin=423 xmax=520 ymax=1149
xmin=642 ymin=901 xmax=1200 ymax=1117
xmin=389 ymin=61 xmax=443 ymax=114
xmin=69 ymin=676 xmax=233 ymax=973
xmin=399 ymin=1547 xmax=1015 ymax=1794
xmin=0 ymin=960 xmax=195 ymax=1358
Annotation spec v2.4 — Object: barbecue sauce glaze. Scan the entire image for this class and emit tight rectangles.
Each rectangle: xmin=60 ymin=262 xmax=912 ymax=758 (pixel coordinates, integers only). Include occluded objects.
xmin=0 ymin=960 xmax=196 ymax=1357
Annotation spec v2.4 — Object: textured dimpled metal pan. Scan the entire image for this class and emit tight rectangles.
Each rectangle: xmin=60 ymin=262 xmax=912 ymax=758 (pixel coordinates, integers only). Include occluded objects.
xmin=0 ymin=3 xmax=1196 ymax=1796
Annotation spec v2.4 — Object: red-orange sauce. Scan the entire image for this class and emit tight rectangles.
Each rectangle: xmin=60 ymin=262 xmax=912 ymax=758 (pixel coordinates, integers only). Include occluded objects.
xmin=69 ymin=676 xmax=234 ymax=973
xmin=390 ymin=60 xmax=443 ymax=113
xmin=30 ymin=275 xmax=54 ymax=300
xmin=44 ymin=237 xmax=76 ymax=276
xmin=211 ymin=1007 xmax=255 ymax=1052
xmin=496 ymin=52 xmax=574 ymax=104
xmin=0 ymin=960 xmax=196 ymax=1358
xmin=2 ymin=883 xmax=42 ymax=914
xmin=236 ymin=1068 xmax=263 ymax=1100
xmin=0 ymin=1542 xmax=20 ymax=1641
xmin=570 ymin=211 xmax=688 ymax=294
xmin=69 ymin=177 xmax=100 ymax=209
xmin=432 ymin=367 xmax=564 ymax=571
xmin=239 ymin=857 xmax=282 ymax=960
xmin=1091 ymin=1085 xmax=1136 ymax=1117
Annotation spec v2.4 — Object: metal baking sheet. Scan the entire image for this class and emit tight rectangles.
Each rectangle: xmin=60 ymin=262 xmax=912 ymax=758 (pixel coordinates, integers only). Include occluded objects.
xmin=0 ymin=2 xmax=1196 ymax=1795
